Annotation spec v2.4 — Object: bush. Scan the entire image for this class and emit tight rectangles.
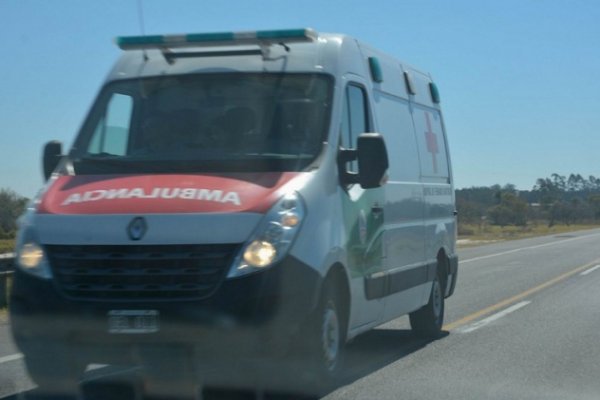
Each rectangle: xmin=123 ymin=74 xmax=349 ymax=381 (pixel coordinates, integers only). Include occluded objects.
xmin=0 ymin=228 xmax=15 ymax=240
xmin=0 ymin=240 xmax=15 ymax=254
xmin=457 ymin=225 xmax=475 ymax=236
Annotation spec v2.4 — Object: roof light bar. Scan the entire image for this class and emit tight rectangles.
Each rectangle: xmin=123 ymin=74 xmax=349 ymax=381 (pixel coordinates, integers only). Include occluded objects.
xmin=116 ymin=28 xmax=317 ymax=50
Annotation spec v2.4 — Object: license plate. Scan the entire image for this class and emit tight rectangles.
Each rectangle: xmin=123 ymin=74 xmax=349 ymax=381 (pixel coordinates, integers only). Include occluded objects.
xmin=108 ymin=310 xmax=159 ymax=334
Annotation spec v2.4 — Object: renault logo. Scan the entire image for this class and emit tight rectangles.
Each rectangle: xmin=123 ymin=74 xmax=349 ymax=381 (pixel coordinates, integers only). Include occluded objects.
xmin=127 ymin=217 xmax=147 ymax=241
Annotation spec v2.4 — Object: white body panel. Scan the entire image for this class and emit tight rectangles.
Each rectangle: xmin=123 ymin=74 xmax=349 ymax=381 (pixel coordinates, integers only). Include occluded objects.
xmin=29 ymin=30 xmax=456 ymax=343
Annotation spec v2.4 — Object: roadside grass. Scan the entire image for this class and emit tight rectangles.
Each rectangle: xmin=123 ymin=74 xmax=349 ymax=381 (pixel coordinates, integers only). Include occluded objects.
xmin=458 ymin=223 xmax=600 ymax=246
xmin=1 ymin=274 xmax=11 ymax=313
xmin=0 ymin=239 xmax=15 ymax=254
xmin=1 ymin=240 xmax=15 ymax=314
xmin=0 ymin=275 xmax=12 ymax=317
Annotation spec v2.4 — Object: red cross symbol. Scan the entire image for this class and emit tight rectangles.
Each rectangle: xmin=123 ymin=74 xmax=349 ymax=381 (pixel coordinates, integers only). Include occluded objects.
xmin=424 ymin=111 xmax=439 ymax=173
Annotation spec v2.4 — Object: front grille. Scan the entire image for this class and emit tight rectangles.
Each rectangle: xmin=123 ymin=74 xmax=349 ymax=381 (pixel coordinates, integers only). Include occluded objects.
xmin=46 ymin=244 xmax=240 ymax=301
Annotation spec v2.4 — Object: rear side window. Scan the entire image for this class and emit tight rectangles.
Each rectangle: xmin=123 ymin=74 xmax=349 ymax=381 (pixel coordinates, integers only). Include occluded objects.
xmin=412 ymin=107 xmax=449 ymax=180
xmin=375 ymin=94 xmax=420 ymax=181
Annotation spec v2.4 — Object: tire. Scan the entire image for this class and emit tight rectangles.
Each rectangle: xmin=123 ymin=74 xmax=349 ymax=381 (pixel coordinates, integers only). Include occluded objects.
xmin=409 ymin=269 xmax=445 ymax=338
xmin=24 ymin=354 xmax=84 ymax=397
xmin=305 ymin=280 xmax=345 ymax=393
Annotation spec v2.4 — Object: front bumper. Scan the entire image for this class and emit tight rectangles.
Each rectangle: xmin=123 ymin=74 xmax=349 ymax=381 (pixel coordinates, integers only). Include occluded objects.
xmin=10 ymin=255 xmax=322 ymax=365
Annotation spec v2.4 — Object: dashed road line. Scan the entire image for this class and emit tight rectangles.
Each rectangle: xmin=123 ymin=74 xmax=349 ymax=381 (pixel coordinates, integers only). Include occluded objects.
xmin=444 ymin=258 xmax=600 ymax=331
xmin=457 ymin=301 xmax=531 ymax=333
xmin=460 ymin=232 xmax=600 ymax=264
xmin=580 ymin=265 xmax=600 ymax=276
xmin=0 ymin=353 xmax=23 ymax=364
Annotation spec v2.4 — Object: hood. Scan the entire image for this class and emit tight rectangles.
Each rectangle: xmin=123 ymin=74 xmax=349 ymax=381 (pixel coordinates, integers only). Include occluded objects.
xmin=38 ymin=172 xmax=304 ymax=215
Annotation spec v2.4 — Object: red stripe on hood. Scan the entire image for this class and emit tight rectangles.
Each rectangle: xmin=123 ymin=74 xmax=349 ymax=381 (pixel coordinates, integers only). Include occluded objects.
xmin=38 ymin=173 xmax=303 ymax=215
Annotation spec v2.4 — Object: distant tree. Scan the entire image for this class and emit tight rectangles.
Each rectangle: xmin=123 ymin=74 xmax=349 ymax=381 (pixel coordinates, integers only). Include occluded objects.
xmin=532 ymin=172 xmax=600 ymax=226
xmin=549 ymin=201 xmax=572 ymax=226
xmin=567 ymin=174 xmax=585 ymax=192
xmin=456 ymin=186 xmax=502 ymax=208
xmin=533 ymin=177 xmax=561 ymax=208
xmin=458 ymin=173 xmax=600 ymax=234
xmin=488 ymin=191 xmax=528 ymax=227
xmin=456 ymin=198 xmax=483 ymax=224
xmin=502 ymin=183 xmax=517 ymax=193
xmin=551 ymin=173 xmax=566 ymax=192
xmin=0 ymin=188 xmax=28 ymax=238
xmin=589 ymin=176 xmax=600 ymax=191
xmin=588 ymin=194 xmax=600 ymax=220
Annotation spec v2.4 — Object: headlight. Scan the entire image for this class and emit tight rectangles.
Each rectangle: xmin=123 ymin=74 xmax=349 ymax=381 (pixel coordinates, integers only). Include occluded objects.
xmin=243 ymin=240 xmax=277 ymax=267
xmin=19 ymin=243 xmax=44 ymax=268
xmin=15 ymin=227 xmax=52 ymax=279
xmin=228 ymin=192 xmax=306 ymax=278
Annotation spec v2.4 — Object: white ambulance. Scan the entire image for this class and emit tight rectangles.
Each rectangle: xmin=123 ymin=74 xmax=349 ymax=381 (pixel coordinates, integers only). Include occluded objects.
xmin=11 ymin=28 xmax=457 ymax=396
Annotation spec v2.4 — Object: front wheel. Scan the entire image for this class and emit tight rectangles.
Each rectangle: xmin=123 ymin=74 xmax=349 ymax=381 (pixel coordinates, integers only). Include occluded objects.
xmin=409 ymin=270 xmax=445 ymax=338
xmin=317 ymin=296 xmax=343 ymax=375
xmin=301 ymin=280 xmax=345 ymax=395
xmin=23 ymin=352 xmax=85 ymax=398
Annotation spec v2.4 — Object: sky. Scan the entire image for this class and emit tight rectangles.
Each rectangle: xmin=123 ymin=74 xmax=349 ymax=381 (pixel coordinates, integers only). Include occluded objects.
xmin=1 ymin=0 xmax=599 ymax=198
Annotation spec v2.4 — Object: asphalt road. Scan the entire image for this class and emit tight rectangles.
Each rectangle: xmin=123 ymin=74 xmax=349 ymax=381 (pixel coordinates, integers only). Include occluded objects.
xmin=2 ymin=228 xmax=600 ymax=399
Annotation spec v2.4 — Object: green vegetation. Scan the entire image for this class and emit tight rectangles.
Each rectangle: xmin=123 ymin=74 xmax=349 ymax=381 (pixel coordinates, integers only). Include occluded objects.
xmin=0 ymin=188 xmax=28 ymax=240
xmin=0 ymin=239 xmax=15 ymax=254
xmin=457 ymin=173 xmax=600 ymax=244
xmin=458 ymin=223 xmax=599 ymax=246
xmin=0 ymin=273 xmax=10 ymax=312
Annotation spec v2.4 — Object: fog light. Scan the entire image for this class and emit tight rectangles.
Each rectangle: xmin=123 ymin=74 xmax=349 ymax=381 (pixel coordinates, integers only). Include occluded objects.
xmin=19 ymin=243 xmax=44 ymax=269
xmin=243 ymin=240 xmax=276 ymax=267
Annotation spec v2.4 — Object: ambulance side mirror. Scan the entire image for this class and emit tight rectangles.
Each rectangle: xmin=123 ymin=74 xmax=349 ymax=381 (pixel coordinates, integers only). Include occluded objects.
xmin=42 ymin=140 xmax=63 ymax=181
xmin=357 ymin=133 xmax=389 ymax=189
xmin=338 ymin=133 xmax=389 ymax=189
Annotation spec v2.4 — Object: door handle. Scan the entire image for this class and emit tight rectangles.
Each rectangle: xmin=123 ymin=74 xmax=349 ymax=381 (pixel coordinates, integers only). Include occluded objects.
xmin=372 ymin=206 xmax=384 ymax=216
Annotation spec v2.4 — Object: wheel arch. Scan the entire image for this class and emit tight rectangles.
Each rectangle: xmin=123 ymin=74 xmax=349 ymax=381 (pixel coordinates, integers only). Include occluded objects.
xmin=322 ymin=263 xmax=351 ymax=340
xmin=436 ymin=248 xmax=450 ymax=295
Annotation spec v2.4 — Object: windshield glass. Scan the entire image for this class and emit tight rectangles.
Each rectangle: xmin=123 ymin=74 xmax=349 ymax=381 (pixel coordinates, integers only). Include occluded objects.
xmin=70 ymin=73 xmax=333 ymax=174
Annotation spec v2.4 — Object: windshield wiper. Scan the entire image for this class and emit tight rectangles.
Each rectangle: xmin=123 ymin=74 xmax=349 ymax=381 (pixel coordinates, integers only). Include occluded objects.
xmin=234 ymin=152 xmax=314 ymax=159
xmin=74 ymin=154 xmax=168 ymax=173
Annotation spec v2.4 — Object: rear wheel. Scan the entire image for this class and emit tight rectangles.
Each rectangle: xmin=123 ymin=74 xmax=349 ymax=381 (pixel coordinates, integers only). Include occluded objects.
xmin=409 ymin=269 xmax=444 ymax=338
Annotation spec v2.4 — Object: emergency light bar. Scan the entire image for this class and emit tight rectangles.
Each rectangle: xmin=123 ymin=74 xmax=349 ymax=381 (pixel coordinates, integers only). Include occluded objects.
xmin=116 ymin=28 xmax=318 ymax=50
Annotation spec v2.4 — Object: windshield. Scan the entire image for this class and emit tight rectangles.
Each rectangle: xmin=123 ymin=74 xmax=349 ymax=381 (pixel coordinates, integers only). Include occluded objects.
xmin=70 ymin=73 xmax=332 ymax=174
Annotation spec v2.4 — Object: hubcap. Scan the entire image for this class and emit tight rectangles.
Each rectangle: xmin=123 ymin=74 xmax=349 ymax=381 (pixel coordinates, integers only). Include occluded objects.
xmin=321 ymin=303 xmax=340 ymax=371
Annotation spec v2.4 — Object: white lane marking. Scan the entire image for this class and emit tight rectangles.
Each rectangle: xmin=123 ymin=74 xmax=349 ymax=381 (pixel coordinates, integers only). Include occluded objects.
xmin=461 ymin=233 xmax=600 ymax=264
xmin=85 ymin=363 xmax=109 ymax=372
xmin=457 ymin=301 xmax=531 ymax=333
xmin=580 ymin=265 xmax=600 ymax=276
xmin=0 ymin=353 xmax=23 ymax=364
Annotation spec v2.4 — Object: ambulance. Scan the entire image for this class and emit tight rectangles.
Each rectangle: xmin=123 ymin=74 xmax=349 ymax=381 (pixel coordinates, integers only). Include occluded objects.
xmin=11 ymin=28 xmax=458 ymax=395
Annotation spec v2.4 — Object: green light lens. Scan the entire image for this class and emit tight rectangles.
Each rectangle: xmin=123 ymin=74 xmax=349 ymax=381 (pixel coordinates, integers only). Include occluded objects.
xmin=368 ymin=57 xmax=383 ymax=83
xmin=430 ymin=82 xmax=441 ymax=103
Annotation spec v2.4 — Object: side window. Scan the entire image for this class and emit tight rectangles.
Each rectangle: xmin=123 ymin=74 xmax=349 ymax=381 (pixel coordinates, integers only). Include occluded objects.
xmin=88 ymin=93 xmax=132 ymax=156
xmin=340 ymin=84 xmax=370 ymax=172
xmin=413 ymin=107 xmax=449 ymax=180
